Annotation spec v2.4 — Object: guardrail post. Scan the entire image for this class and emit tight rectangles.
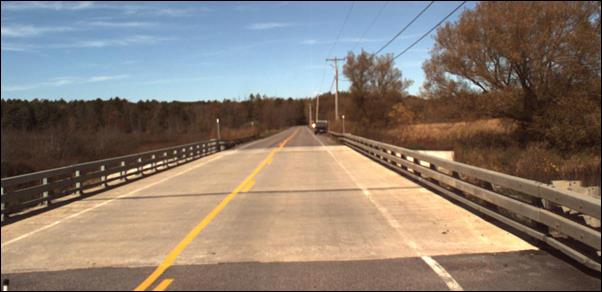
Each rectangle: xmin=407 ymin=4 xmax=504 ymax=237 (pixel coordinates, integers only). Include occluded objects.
xmin=413 ymin=157 xmax=423 ymax=177
xmin=100 ymin=165 xmax=107 ymax=188
xmin=42 ymin=177 xmax=50 ymax=206
xmin=451 ymin=171 xmax=460 ymax=179
xmin=120 ymin=161 xmax=127 ymax=181
xmin=137 ymin=158 xmax=143 ymax=175
xmin=385 ymin=149 xmax=393 ymax=166
xmin=1 ymin=186 xmax=5 ymax=223
xmin=151 ymin=155 xmax=156 ymax=171
xmin=75 ymin=170 xmax=82 ymax=196
xmin=428 ymin=163 xmax=440 ymax=185
xmin=400 ymin=154 xmax=408 ymax=172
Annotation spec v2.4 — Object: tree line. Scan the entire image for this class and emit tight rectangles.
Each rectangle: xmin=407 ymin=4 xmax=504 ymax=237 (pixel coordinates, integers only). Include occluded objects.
xmin=1 ymin=96 xmax=308 ymax=177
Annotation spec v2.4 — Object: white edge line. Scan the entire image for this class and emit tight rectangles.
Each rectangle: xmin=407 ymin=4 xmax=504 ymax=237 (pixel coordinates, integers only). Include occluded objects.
xmin=421 ymin=256 xmax=464 ymax=291
xmin=2 ymin=153 xmax=225 ymax=248
xmin=311 ymin=128 xmax=463 ymax=291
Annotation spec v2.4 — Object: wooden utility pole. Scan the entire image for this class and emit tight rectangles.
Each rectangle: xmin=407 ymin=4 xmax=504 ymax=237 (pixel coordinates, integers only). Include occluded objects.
xmin=308 ymin=103 xmax=313 ymax=125
xmin=326 ymin=57 xmax=345 ymax=121
xmin=315 ymin=92 xmax=320 ymax=122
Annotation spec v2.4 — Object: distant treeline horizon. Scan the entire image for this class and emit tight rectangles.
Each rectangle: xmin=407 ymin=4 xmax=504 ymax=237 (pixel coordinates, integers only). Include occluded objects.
xmin=0 ymin=95 xmax=309 ymax=177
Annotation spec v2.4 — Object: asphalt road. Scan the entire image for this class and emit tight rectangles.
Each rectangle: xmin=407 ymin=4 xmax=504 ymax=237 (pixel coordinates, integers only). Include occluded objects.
xmin=1 ymin=126 xmax=600 ymax=291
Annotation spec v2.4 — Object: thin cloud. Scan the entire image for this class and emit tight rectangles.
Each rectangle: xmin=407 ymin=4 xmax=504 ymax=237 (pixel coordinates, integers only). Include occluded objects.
xmin=1 ymin=75 xmax=129 ymax=92
xmin=246 ymin=22 xmax=292 ymax=30
xmin=1 ymin=24 xmax=75 ymax=38
xmin=141 ymin=77 xmax=209 ymax=85
xmin=1 ymin=1 xmax=94 ymax=11
xmin=2 ymin=35 xmax=169 ymax=52
xmin=301 ymin=38 xmax=384 ymax=45
xmin=51 ymin=35 xmax=169 ymax=49
xmin=103 ymin=4 xmax=213 ymax=17
xmin=86 ymin=21 xmax=156 ymax=28
xmin=1 ymin=44 xmax=36 ymax=52
xmin=1 ymin=2 xmax=212 ymax=16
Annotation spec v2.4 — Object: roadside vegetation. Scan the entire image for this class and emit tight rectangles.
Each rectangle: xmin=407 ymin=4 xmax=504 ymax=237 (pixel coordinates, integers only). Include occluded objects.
xmin=320 ymin=2 xmax=601 ymax=186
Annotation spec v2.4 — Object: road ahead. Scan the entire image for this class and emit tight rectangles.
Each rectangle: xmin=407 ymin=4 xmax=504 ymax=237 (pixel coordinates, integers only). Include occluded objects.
xmin=1 ymin=127 xmax=600 ymax=291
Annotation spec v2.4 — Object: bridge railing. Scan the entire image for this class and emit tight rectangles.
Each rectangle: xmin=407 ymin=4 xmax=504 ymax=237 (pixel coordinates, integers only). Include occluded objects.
xmin=1 ymin=139 xmax=230 ymax=223
xmin=330 ymin=131 xmax=601 ymax=271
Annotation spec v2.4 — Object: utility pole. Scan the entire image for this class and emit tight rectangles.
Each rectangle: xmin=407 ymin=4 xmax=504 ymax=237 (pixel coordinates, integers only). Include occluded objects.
xmin=315 ymin=92 xmax=320 ymax=122
xmin=326 ymin=57 xmax=345 ymax=121
xmin=308 ymin=103 xmax=313 ymax=126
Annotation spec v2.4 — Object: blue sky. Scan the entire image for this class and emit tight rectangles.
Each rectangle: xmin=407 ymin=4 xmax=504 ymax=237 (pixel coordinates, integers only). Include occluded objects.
xmin=1 ymin=1 xmax=475 ymax=101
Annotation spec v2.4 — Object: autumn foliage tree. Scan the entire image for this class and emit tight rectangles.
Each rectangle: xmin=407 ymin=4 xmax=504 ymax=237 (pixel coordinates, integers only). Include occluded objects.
xmin=423 ymin=1 xmax=601 ymax=150
xmin=343 ymin=51 xmax=413 ymax=126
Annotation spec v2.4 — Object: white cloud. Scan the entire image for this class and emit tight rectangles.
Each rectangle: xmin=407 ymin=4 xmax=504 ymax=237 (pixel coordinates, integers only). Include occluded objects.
xmin=1 ymin=35 xmax=168 ymax=52
xmin=1 ymin=75 xmax=129 ymax=92
xmin=301 ymin=37 xmax=389 ymax=46
xmin=1 ymin=24 xmax=75 ymax=37
xmin=86 ymin=21 xmax=156 ymax=28
xmin=246 ymin=22 xmax=292 ymax=30
xmin=53 ymin=35 xmax=168 ymax=48
xmin=301 ymin=39 xmax=319 ymax=45
xmin=141 ymin=77 xmax=208 ymax=85
xmin=1 ymin=44 xmax=35 ymax=52
xmin=109 ymin=5 xmax=213 ymax=17
xmin=88 ymin=75 xmax=129 ymax=82
xmin=1 ymin=1 xmax=94 ymax=11
xmin=1 ymin=2 xmax=212 ymax=16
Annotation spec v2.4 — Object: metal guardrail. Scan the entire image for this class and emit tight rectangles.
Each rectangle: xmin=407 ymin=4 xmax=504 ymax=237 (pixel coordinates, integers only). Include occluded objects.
xmin=330 ymin=131 xmax=601 ymax=271
xmin=1 ymin=139 xmax=231 ymax=223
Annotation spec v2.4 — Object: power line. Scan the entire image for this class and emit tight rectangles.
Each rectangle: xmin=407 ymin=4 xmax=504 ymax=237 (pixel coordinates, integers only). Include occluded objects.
xmin=394 ymin=1 xmax=466 ymax=60
xmin=315 ymin=1 xmax=355 ymax=96
xmin=351 ymin=1 xmax=389 ymax=52
xmin=374 ymin=1 xmax=435 ymax=55
xmin=326 ymin=1 xmax=356 ymax=58
xmin=329 ymin=75 xmax=336 ymax=93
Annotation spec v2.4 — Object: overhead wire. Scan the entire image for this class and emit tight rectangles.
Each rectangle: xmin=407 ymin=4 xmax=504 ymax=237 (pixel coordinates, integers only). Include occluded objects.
xmin=374 ymin=1 xmax=435 ymax=55
xmin=393 ymin=1 xmax=467 ymax=60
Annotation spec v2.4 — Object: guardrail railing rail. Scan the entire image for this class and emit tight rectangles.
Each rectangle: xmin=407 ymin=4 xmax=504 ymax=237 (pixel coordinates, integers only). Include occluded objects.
xmin=0 ymin=139 xmax=232 ymax=223
xmin=330 ymin=131 xmax=601 ymax=272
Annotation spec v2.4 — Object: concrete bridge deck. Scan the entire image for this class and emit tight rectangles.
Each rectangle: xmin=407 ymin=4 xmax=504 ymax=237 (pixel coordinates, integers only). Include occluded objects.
xmin=1 ymin=127 xmax=600 ymax=290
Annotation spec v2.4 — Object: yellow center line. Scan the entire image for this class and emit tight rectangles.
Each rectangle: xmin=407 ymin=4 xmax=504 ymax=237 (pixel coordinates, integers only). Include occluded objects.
xmin=152 ymin=279 xmax=174 ymax=291
xmin=134 ymin=128 xmax=299 ymax=291
xmin=242 ymin=179 xmax=256 ymax=193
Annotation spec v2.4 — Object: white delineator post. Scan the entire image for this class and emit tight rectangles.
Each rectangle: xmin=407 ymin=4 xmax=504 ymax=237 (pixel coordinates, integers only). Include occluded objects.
xmin=216 ymin=118 xmax=221 ymax=141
